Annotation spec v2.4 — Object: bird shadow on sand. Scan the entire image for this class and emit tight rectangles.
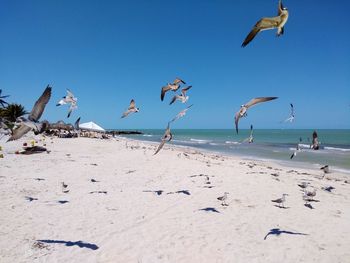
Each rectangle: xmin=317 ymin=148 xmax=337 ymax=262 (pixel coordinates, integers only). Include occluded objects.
xmin=199 ymin=207 xmax=220 ymax=213
xmin=264 ymin=228 xmax=308 ymax=240
xmin=58 ymin=200 xmax=69 ymax=204
xmin=304 ymin=203 xmax=314 ymax=209
xmin=36 ymin=239 xmax=99 ymax=250
xmin=273 ymin=205 xmax=290 ymax=209
xmin=25 ymin=196 xmax=38 ymax=202
xmin=167 ymin=190 xmax=191 ymax=195
xmin=143 ymin=190 xmax=163 ymax=195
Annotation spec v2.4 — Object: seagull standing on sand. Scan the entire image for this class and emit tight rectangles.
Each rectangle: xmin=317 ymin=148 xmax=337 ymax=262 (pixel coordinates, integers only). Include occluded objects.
xmin=283 ymin=103 xmax=295 ymax=123
xmin=56 ymin=89 xmax=78 ymax=118
xmin=170 ymin=104 xmax=193 ymax=123
xmin=161 ymin=78 xmax=186 ymax=101
xmin=271 ymin=193 xmax=288 ymax=208
xmin=320 ymin=165 xmax=330 ymax=178
xmin=242 ymin=0 xmax=289 ymax=47
xmin=8 ymin=86 xmax=52 ymax=141
xmin=303 ymin=188 xmax=316 ymax=202
xmin=121 ymin=99 xmax=139 ymax=118
xmin=169 ymin=86 xmax=192 ymax=105
xmin=217 ymin=192 xmax=229 ymax=206
xmin=154 ymin=123 xmax=173 ymax=155
xmin=61 ymin=182 xmax=69 ymax=193
xmin=234 ymin=97 xmax=278 ymax=134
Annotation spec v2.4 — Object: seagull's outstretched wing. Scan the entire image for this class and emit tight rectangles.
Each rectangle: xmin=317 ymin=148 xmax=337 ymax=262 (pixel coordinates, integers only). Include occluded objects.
xmin=242 ymin=17 xmax=280 ymax=47
xmin=29 ymin=86 xmax=52 ymax=121
xmin=161 ymin=85 xmax=171 ymax=101
xmin=67 ymin=102 xmax=77 ymax=118
xmin=7 ymin=125 xmax=31 ymax=142
xmin=181 ymin=85 xmax=192 ymax=96
xmin=154 ymin=140 xmax=166 ymax=155
xmin=169 ymin=95 xmax=178 ymax=105
xmin=66 ymin=89 xmax=75 ymax=99
xmin=129 ymin=99 xmax=136 ymax=109
xmin=121 ymin=110 xmax=130 ymax=118
xmin=173 ymin=78 xmax=186 ymax=85
xmin=234 ymin=112 xmax=241 ymax=134
xmin=74 ymin=117 xmax=81 ymax=130
xmin=245 ymin=97 xmax=278 ymax=108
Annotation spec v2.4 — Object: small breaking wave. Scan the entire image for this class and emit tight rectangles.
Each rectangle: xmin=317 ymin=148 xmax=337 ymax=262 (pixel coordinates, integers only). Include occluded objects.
xmin=225 ymin=141 xmax=240 ymax=145
xmin=324 ymin=146 xmax=350 ymax=152
xmin=190 ymin=138 xmax=212 ymax=144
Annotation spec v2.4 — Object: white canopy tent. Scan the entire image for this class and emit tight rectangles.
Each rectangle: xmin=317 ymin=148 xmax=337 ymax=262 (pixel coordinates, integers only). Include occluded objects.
xmin=79 ymin=121 xmax=105 ymax=132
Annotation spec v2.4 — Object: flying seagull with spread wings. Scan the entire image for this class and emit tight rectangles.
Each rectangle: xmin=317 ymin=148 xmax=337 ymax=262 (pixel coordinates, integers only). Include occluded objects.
xmin=170 ymin=104 xmax=193 ymax=123
xmin=56 ymin=89 xmax=78 ymax=118
xmin=234 ymin=97 xmax=278 ymax=134
xmin=121 ymin=99 xmax=139 ymax=118
xmin=161 ymin=77 xmax=186 ymax=101
xmin=283 ymin=103 xmax=295 ymax=123
xmin=242 ymin=0 xmax=289 ymax=47
xmin=154 ymin=123 xmax=173 ymax=155
xmin=8 ymin=85 xmax=52 ymax=141
xmin=169 ymin=86 xmax=192 ymax=105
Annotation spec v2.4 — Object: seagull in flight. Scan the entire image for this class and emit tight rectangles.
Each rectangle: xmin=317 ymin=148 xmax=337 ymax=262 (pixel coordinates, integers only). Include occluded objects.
xmin=56 ymin=89 xmax=78 ymax=118
xmin=121 ymin=99 xmax=139 ymax=118
xmin=169 ymin=86 xmax=192 ymax=105
xmin=234 ymin=97 xmax=278 ymax=134
xmin=8 ymin=86 xmax=52 ymax=141
xmin=161 ymin=78 xmax=186 ymax=101
xmin=283 ymin=103 xmax=295 ymax=123
xmin=170 ymin=104 xmax=193 ymax=123
xmin=242 ymin=0 xmax=289 ymax=47
xmin=154 ymin=123 xmax=173 ymax=155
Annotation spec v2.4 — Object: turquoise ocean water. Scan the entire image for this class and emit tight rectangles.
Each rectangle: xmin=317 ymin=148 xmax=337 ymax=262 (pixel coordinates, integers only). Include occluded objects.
xmin=116 ymin=129 xmax=350 ymax=173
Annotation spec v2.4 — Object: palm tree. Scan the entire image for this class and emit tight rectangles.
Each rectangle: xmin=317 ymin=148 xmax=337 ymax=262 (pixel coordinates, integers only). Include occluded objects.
xmin=0 ymin=89 xmax=10 ymax=108
xmin=0 ymin=103 xmax=27 ymax=122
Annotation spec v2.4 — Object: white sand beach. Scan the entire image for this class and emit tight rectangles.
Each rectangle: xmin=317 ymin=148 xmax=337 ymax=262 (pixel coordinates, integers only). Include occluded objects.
xmin=1 ymin=135 xmax=350 ymax=263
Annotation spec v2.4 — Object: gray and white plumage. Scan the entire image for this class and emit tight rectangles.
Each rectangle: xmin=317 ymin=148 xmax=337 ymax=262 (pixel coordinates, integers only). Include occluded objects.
xmin=169 ymin=86 xmax=192 ymax=105
xmin=154 ymin=123 xmax=173 ymax=155
xmin=290 ymin=142 xmax=301 ymax=159
xmin=242 ymin=0 xmax=289 ymax=47
xmin=320 ymin=165 xmax=330 ymax=174
xmin=283 ymin=103 xmax=295 ymax=123
xmin=234 ymin=97 xmax=278 ymax=134
xmin=303 ymin=188 xmax=316 ymax=202
xmin=161 ymin=78 xmax=186 ymax=101
xmin=271 ymin=193 xmax=288 ymax=208
xmin=121 ymin=99 xmax=139 ymax=118
xmin=56 ymin=89 xmax=78 ymax=118
xmin=170 ymin=104 xmax=193 ymax=123
xmin=8 ymin=86 xmax=52 ymax=141
xmin=217 ymin=192 xmax=229 ymax=206
xmin=243 ymin=124 xmax=254 ymax=143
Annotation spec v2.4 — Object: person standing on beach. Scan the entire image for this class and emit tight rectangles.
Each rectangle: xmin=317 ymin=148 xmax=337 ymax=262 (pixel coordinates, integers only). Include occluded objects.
xmin=311 ymin=131 xmax=320 ymax=150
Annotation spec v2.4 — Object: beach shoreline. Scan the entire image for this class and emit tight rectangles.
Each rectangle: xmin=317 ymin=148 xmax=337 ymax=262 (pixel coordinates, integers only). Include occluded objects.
xmin=1 ymin=135 xmax=349 ymax=262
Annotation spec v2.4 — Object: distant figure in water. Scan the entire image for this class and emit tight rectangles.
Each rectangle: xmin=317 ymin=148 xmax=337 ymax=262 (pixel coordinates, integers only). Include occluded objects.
xmin=311 ymin=131 xmax=320 ymax=150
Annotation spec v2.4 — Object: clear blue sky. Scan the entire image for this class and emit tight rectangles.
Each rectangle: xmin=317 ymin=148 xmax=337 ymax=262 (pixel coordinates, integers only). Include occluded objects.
xmin=1 ymin=0 xmax=349 ymax=129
